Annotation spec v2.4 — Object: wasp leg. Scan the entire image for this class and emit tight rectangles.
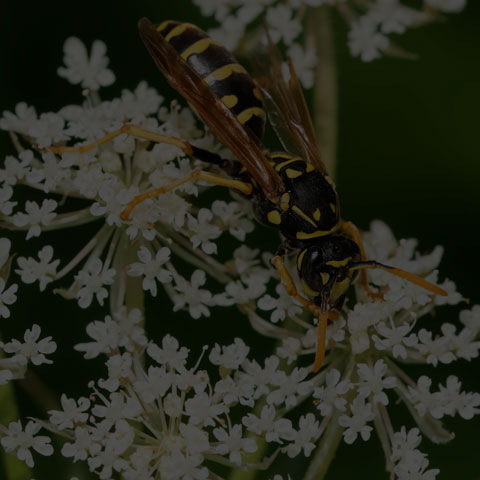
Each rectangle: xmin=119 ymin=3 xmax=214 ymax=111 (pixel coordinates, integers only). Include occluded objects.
xmin=190 ymin=145 xmax=244 ymax=178
xmin=48 ymin=124 xmax=194 ymax=156
xmin=340 ymin=221 xmax=383 ymax=300
xmin=120 ymin=170 xmax=252 ymax=221
xmin=271 ymin=254 xmax=328 ymax=372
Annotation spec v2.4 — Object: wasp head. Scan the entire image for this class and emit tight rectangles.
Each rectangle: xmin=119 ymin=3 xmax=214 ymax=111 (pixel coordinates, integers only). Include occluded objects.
xmin=297 ymin=234 xmax=362 ymax=312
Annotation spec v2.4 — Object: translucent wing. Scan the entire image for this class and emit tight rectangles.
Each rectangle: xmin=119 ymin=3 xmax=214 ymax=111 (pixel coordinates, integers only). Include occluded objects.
xmin=138 ymin=18 xmax=284 ymax=204
xmin=254 ymin=31 xmax=327 ymax=174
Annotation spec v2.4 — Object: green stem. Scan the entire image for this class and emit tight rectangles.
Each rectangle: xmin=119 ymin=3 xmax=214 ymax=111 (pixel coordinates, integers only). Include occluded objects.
xmin=305 ymin=412 xmax=344 ymax=480
xmin=0 ymin=347 xmax=31 ymax=480
xmin=110 ymin=231 xmax=144 ymax=313
xmin=307 ymin=7 xmax=338 ymax=179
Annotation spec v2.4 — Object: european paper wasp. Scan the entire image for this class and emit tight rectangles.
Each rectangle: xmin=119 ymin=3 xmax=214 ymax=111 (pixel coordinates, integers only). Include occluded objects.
xmin=49 ymin=18 xmax=447 ymax=371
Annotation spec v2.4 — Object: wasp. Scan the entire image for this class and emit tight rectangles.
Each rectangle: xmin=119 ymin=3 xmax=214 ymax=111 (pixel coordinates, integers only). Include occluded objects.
xmin=49 ymin=18 xmax=447 ymax=371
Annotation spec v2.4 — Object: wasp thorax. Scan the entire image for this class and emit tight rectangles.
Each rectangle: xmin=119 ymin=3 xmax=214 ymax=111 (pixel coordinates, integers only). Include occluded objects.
xmin=297 ymin=235 xmax=362 ymax=309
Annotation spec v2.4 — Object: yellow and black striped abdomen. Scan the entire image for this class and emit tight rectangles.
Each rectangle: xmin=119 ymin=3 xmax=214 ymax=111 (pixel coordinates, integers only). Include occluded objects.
xmin=157 ymin=20 xmax=266 ymax=141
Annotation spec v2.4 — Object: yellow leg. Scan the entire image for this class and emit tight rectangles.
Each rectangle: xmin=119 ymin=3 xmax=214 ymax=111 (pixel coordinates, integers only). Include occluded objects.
xmin=120 ymin=169 xmax=252 ymax=221
xmin=47 ymin=124 xmax=193 ymax=155
xmin=340 ymin=221 xmax=384 ymax=300
xmin=271 ymin=255 xmax=329 ymax=372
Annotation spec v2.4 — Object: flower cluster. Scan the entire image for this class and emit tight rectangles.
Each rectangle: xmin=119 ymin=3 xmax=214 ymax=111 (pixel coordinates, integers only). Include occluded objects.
xmin=191 ymin=0 xmax=466 ymax=76
xmin=0 ymin=17 xmax=478 ymax=480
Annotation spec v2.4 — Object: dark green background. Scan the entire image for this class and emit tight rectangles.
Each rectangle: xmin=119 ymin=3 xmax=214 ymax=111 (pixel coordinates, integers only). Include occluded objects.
xmin=1 ymin=1 xmax=479 ymax=479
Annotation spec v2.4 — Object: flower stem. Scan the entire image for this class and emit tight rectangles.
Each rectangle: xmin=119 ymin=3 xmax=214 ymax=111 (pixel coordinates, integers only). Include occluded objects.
xmin=0 ymin=346 xmax=32 ymax=480
xmin=305 ymin=411 xmax=344 ymax=480
xmin=307 ymin=6 xmax=338 ymax=179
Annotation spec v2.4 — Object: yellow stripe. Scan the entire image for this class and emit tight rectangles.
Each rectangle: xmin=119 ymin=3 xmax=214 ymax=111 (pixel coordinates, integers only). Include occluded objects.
xmin=237 ymin=107 xmax=265 ymax=125
xmin=157 ymin=20 xmax=176 ymax=32
xmin=326 ymin=256 xmax=352 ymax=268
xmin=270 ymin=152 xmax=295 ymax=159
xmin=297 ymin=249 xmax=307 ymax=271
xmin=165 ymin=23 xmax=193 ymax=42
xmin=280 ymin=192 xmax=290 ymax=212
xmin=204 ymin=63 xmax=247 ymax=83
xmin=221 ymin=95 xmax=238 ymax=108
xmin=330 ymin=203 xmax=336 ymax=214
xmin=274 ymin=157 xmax=302 ymax=171
xmin=301 ymin=278 xmax=319 ymax=298
xmin=292 ymin=206 xmax=317 ymax=228
xmin=286 ymin=168 xmax=302 ymax=179
xmin=296 ymin=224 xmax=339 ymax=240
xmin=313 ymin=208 xmax=321 ymax=221
xmin=306 ymin=163 xmax=315 ymax=172
xmin=181 ymin=38 xmax=218 ymax=60
xmin=253 ymin=87 xmax=263 ymax=100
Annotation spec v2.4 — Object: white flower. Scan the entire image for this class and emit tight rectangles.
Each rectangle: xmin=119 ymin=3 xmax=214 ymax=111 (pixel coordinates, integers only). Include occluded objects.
xmin=338 ymin=397 xmax=375 ymax=444
xmin=276 ymin=337 xmax=301 ymax=364
xmin=393 ymin=453 xmax=440 ymax=480
xmin=372 ymin=319 xmax=418 ymax=359
xmin=15 ymin=245 xmax=59 ymax=291
xmin=0 ymin=185 xmax=17 ymax=216
xmin=417 ymin=328 xmax=455 ymax=366
xmin=211 ymin=200 xmax=254 ymax=241
xmin=356 ymin=359 xmax=396 ymax=405
xmin=26 ymin=151 xmax=70 ymax=193
xmin=243 ymin=405 xmax=295 ymax=444
xmin=285 ymin=43 xmax=317 ymax=89
xmin=266 ymin=5 xmax=302 ymax=45
xmin=313 ymin=369 xmax=352 ymax=415
xmin=407 ymin=376 xmax=439 ymax=418
xmin=48 ymin=395 xmax=90 ymax=430
xmin=185 ymin=391 xmax=227 ymax=427
xmin=0 ymin=278 xmax=18 ymax=319
xmin=61 ymin=426 xmax=102 ymax=462
xmin=28 ymin=112 xmax=68 ymax=148
xmin=127 ymin=246 xmax=172 ymax=296
xmin=75 ymin=308 xmax=147 ymax=358
xmin=209 ymin=338 xmax=250 ymax=370
xmin=57 ymin=37 xmax=115 ymax=90
xmin=258 ymin=283 xmax=303 ymax=323
xmin=348 ymin=16 xmax=390 ymax=62
xmin=0 ymin=102 xmax=37 ymax=135
xmin=267 ymin=367 xmax=312 ymax=408
xmin=75 ymin=258 xmax=116 ymax=308
xmin=391 ymin=426 xmax=423 ymax=464
xmin=282 ymin=413 xmax=321 ymax=458
xmin=2 ymin=324 xmax=56 ymax=365
xmin=159 ymin=451 xmax=208 ymax=480
xmin=172 ymin=270 xmax=214 ymax=319
xmin=12 ymin=199 xmax=57 ymax=239
xmin=133 ymin=365 xmax=174 ymax=403
xmin=0 ymin=420 xmax=53 ymax=467
xmin=147 ymin=334 xmax=189 ymax=370
xmin=187 ymin=209 xmax=222 ymax=255
xmin=213 ymin=424 xmax=257 ymax=465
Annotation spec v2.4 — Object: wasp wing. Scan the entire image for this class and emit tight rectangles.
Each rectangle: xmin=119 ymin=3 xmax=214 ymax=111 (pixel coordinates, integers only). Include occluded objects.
xmin=254 ymin=31 xmax=327 ymax=174
xmin=138 ymin=18 xmax=284 ymax=203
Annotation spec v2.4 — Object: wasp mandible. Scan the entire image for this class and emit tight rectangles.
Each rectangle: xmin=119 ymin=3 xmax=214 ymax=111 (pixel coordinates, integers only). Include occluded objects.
xmin=49 ymin=18 xmax=447 ymax=371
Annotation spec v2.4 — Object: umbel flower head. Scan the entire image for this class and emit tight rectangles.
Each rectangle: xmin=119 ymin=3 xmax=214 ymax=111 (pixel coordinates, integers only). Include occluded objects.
xmin=0 ymin=9 xmax=478 ymax=480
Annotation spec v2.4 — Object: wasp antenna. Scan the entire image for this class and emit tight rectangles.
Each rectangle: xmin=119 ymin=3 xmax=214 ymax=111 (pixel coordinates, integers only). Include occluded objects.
xmin=351 ymin=261 xmax=447 ymax=297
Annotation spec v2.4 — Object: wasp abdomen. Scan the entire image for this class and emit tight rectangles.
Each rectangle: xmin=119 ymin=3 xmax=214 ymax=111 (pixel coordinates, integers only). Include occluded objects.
xmin=156 ymin=20 xmax=266 ymax=141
